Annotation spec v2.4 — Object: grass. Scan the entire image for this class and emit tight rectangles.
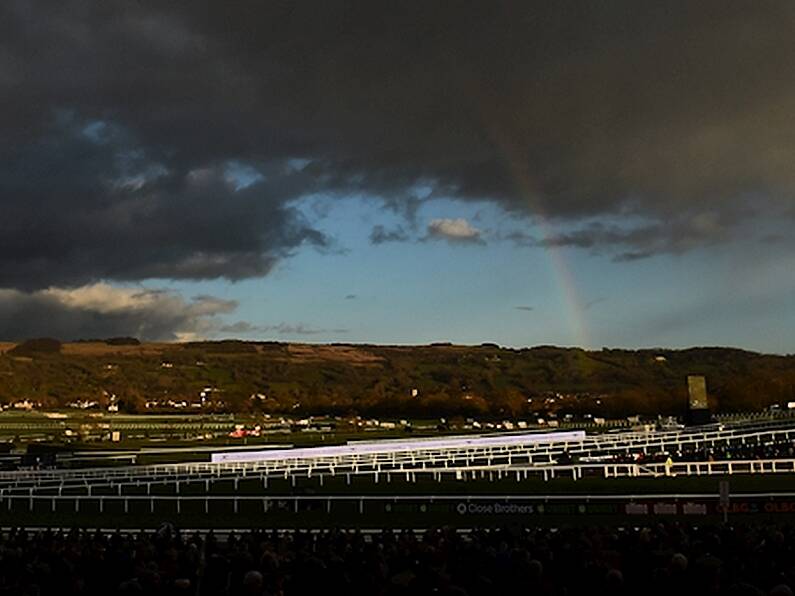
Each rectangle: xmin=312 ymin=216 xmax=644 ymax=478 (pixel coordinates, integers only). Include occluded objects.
xmin=4 ymin=467 xmax=795 ymax=529
xmin=4 ymin=474 xmax=795 ymax=529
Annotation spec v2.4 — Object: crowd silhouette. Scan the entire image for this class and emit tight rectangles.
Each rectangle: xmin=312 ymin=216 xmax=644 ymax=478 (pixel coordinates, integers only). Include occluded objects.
xmin=0 ymin=523 xmax=794 ymax=595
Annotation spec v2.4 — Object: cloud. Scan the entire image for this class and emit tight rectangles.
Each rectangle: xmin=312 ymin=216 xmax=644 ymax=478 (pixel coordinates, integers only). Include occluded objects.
xmin=2 ymin=0 xmax=795 ymax=295
xmin=508 ymin=215 xmax=736 ymax=260
xmin=584 ymin=297 xmax=608 ymax=310
xmin=0 ymin=284 xmax=237 ymax=341
xmin=426 ymin=218 xmax=484 ymax=244
xmin=217 ymin=321 xmax=261 ymax=335
xmin=369 ymin=225 xmax=410 ymax=245
xmin=0 ymin=114 xmax=332 ymax=290
xmin=515 ymin=305 xmax=534 ymax=312
xmin=504 ymin=231 xmax=537 ymax=248
xmin=219 ymin=321 xmax=349 ymax=337
xmin=261 ymin=323 xmax=349 ymax=336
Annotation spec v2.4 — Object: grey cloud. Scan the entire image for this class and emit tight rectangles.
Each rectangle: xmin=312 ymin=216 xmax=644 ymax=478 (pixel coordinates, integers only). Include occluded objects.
xmin=369 ymin=225 xmax=410 ymax=245
xmin=613 ymin=250 xmax=656 ymax=263
xmin=379 ymin=194 xmax=425 ymax=227
xmin=261 ymin=323 xmax=349 ymax=336
xmin=0 ymin=114 xmax=329 ymax=290
xmin=219 ymin=321 xmax=350 ymax=337
xmin=509 ymin=214 xmax=736 ymax=260
xmin=584 ymin=297 xmax=608 ymax=310
xmin=0 ymin=284 xmax=236 ymax=341
xmin=504 ymin=231 xmax=537 ymax=247
xmin=3 ymin=0 xmax=795 ymax=287
xmin=218 ymin=321 xmax=261 ymax=335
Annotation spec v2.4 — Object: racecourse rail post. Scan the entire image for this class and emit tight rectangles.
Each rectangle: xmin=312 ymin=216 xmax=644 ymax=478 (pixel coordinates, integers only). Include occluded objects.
xmin=719 ymin=479 xmax=730 ymax=524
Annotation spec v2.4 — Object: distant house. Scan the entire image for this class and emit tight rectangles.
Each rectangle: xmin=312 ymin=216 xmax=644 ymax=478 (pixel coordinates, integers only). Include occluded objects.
xmin=67 ymin=400 xmax=99 ymax=409
xmin=200 ymin=387 xmax=220 ymax=404
xmin=12 ymin=399 xmax=38 ymax=410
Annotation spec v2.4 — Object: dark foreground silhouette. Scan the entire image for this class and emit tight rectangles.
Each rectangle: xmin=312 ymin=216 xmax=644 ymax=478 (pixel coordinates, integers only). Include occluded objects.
xmin=1 ymin=523 xmax=794 ymax=595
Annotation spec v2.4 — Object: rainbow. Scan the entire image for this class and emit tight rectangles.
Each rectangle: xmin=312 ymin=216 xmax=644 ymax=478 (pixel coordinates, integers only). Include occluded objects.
xmin=486 ymin=125 xmax=591 ymax=349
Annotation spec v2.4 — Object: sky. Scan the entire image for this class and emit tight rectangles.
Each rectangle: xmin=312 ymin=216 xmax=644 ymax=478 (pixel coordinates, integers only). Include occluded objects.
xmin=1 ymin=1 xmax=794 ymax=353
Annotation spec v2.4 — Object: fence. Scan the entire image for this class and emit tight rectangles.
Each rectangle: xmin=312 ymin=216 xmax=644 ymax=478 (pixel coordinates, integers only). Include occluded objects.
xmin=1 ymin=421 xmax=794 ymax=500
xmin=1 ymin=456 xmax=795 ymax=501
xmin=2 ymin=488 xmax=795 ymax=518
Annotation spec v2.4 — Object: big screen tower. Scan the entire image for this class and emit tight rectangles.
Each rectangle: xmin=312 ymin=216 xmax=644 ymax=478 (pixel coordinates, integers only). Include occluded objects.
xmin=687 ymin=375 xmax=711 ymax=425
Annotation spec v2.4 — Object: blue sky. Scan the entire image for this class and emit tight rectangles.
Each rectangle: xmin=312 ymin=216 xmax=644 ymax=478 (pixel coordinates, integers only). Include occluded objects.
xmin=166 ymin=194 xmax=795 ymax=353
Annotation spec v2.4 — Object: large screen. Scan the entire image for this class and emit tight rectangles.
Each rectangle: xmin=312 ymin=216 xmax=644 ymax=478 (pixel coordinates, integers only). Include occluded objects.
xmin=688 ymin=375 xmax=708 ymax=410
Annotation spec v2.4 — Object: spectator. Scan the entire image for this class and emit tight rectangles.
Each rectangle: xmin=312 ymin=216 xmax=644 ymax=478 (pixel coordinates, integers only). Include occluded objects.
xmin=0 ymin=524 xmax=791 ymax=595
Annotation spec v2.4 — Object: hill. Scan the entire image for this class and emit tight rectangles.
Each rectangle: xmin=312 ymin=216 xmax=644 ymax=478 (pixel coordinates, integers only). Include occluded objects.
xmin=0 ymin=341 xmax=793 ymax=417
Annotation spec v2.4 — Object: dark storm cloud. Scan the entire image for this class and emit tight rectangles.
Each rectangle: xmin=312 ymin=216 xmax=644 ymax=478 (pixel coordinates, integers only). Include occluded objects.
xmin=0 ymin=114 xmax=329 ymax=290
xmin=3 ymin=0 xmax=795 ymax=288
xmin=0 ymin=285 xmax=236 ymax=341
